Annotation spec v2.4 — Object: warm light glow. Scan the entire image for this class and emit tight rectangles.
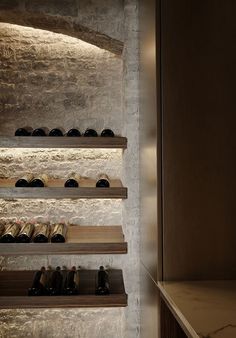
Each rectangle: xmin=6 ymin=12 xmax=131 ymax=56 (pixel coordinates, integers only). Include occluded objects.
xmin=0 ymin=198 xmax=123 ymax=225
xmin=144 ymin=38 xmax=156 ymax=62
xmin=0 ymin=23 xmax=109 ymax=55
xmin=0 ymin=148 xmax=123 ymax=157
xmin=141 ymin=142 xmax=157 ymax=184
xmin=0 ymin=148 xmax=123 ymax=179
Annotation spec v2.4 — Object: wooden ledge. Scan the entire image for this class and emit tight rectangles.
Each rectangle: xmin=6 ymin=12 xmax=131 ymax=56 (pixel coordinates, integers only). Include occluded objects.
xmin=0 ymin=136 xmax=127 ymax=149
xmin=0 ymin=269 xmax=128 ymax=308
xmin=0 ymin=225 xmax=128 ymax=255
xmin=0 ymin=178 xmax=128 ymax=199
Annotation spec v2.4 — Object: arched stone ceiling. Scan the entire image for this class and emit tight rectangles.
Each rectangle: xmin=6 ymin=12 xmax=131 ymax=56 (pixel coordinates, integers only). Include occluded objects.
xmin=0 ymin=10 xmax=124 ymax=55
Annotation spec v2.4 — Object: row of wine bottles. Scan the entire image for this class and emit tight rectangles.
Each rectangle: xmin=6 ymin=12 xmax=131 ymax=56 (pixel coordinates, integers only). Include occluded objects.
xmin=28 ymin=266 xmax=109 ymax=296
xmin=0 ymin=222 xmax=67 ymax=243
xmin=15 ymin=127 xmax=115 ymax=137
xmin=15 ymin=173 xmax=110 ymax=188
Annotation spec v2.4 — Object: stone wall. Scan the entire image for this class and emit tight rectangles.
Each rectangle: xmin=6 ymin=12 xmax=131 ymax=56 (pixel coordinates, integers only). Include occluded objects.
xmin=0 ymin=1 xmax=140 ymax=337
xmin=0 ymin=308 xmax=125 ymax=338
xmin=0 ymin=23 xmax=123 ymax=136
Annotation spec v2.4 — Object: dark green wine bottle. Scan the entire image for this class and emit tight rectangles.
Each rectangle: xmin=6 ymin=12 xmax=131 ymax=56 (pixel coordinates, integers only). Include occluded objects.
xmin=1 ymin=223 xmax=20 ymax=243
xmin=33 ymin=223 xmax=49 ymax=243
xmin=28 ymin=267 xmax=47 ymax=296
xmin=30 ymin=174 xmax=48 ymax=187
xmin=65 ymin=266 xmax=79 ymax=295
xmin=50 ymin=223 xmax=67 ymax=243
xmin=49 ymin=266 xmax=63 ymax=295
xmin=15 ymin=174 xmax=34 ymax=187
xmin=64 ymin=174 xmax=81 ymax=188
xmin=84 ymin=129 xmax=98 ymax=137
xmin=49 ymin=128 xmax=64 ymax=136
xmin=15 ymin=127 xmax=32 ymax=136
xmin=96 ymin=174 xmax=110 ymax=188
xmin=101 ymin=129 xmax=114 ymax=137
xmin=16 ymin=223 xmax=34 ymax=243
xmin=96 ymin=266 xmax=109 ymax=295
xmin=32 ymin=128 xmax=48 ymax=136
xmin=67 ymin=129 xmax=81 ymax=137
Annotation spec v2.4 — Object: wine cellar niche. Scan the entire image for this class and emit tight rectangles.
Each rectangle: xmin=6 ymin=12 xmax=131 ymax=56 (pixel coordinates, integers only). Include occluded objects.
xmin=0 ymin=1 xmax=139 ymax=337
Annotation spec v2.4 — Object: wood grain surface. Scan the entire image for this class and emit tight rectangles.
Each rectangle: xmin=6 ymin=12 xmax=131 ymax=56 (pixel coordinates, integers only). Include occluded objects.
xmin=0 ymin=137 xmax=127 ymax=149
xmin=0 ymin=226 xmax=127 ymax=255
xmin=0 ymin=269 xmax=128 ymax=308
xmin=0 ymin=179 xmax=127 ymax=199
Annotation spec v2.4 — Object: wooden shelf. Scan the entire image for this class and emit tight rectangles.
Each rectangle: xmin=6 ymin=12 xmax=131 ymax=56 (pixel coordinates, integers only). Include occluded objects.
xmin=0 ymin=179 xmax=127 ymax=199
xmin=0 ymin=136 xmax=127 ymax=149
xmin=158 ymin=280 xmax=236 ymax=338
xmin=0 ymin=226 xmax=127 ymax=255
xmin=0 ymin=269 xmax=127 ymax=308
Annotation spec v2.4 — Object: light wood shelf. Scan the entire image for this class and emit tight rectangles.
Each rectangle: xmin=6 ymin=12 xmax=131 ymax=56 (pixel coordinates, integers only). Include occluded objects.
xmin=0 ymin=178 xmax=127 ymax=199
xmin=0 ymin=226 xmax=127 ymax=255
xmin=0 ymin=269 xmax=128 ymax=308
xmin=0 ymin=136 xmax=127 ymax=149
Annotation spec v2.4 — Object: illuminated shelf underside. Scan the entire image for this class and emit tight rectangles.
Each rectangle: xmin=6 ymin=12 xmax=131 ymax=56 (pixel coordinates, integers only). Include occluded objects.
xmin=0 ymin=269 xmax=127 ymax=308
xmin=0 ymin=137 xmax=127 ymax=149
xmin=0 ymin=226 xmax=127 ymax=255
xmin=0 ymin=179 xmax=127 ymax=199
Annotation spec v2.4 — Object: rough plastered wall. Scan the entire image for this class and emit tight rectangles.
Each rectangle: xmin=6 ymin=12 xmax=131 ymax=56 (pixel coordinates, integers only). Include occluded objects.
xmin=0 ymin=23 xmax=123 ymax=135
xmin=0 ymin=1 xmax=140 ymax=337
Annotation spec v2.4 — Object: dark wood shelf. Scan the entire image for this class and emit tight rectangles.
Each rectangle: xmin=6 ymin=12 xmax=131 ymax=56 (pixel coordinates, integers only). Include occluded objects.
xmin=0 ymin=136 xmax=127 ymax=149
xmin=0 ymin=269 xmax=127 ymax=308
xmin=0 ymin=226 xmax=127 ymax=255
xmin=0 ymin=179 xmax=127 ymax=199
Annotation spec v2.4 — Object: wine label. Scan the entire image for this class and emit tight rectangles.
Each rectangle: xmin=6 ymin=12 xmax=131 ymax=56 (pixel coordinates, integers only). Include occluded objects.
xmin=50 ymin=223 xmax=67 ymax=239
xmin=19 ymin=174 xmax=34 ymax=183
xmin=18 ymin=223 xmax=34 ymax=237
xmin=68 ymin=173 xmax=81 ymax=182
xmin=39 ymin=272 xmax=46 ymax=287
xmin=2 ymin=223 xmax=20 ymax=237
xmin=74 ymin=271 xmax=80 ymax=287
xmin=98 ymin=174 xmax=110 ymax=182
xmin=33 ymin=223 xmax=50 ymax=238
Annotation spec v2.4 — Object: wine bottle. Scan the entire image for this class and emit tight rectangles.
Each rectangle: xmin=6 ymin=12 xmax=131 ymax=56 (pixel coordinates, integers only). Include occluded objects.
xmin=96 ymin=266 xmax=109 ymax=295
xmin=32 ymin=128 xmax=48 ymax=136
xmin=84 ymin=129 xmax=98 ymax=137
xmin=49 ymin=128 xmax=64 ymax=137
xmin=30 ymin=174 xmax=48 ymax=187
xmin=96 ymin=174 xmax=110 ymax=188
xmin=50 ymin=223 xmax=67 ymax=243
xmin=33 ymin=223 xmax=49 ymax=243
xmin=15 ymin=174 xmax=34 ymax=187
xmin=101 ymin=129 xmax=115 ymax=137
xmin=15 ymin=127 xmax=32 ymax=136
xmin=65 ymin=266 xmax=79 ymax=295
xmin=28 ymin=267 xmax=47 ymax=296
xmin=66 ymin=128 xmax=81 ymax=137
xmin=48 ymin=266 xmax=63 ymax=295
xmin=1 ymin=222 xmax=20 ymax=243
xmin=16 ymin=223 xmax=34 ymax=243
xmin=64 ymin=174 xmax=81 ymax=188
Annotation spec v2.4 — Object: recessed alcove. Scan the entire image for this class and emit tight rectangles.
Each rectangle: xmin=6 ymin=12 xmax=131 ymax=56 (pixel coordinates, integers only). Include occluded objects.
xmin=0 ymin=1 xmax=139 ymax=337
xmin=0 ymin=22 xmax=123 ymax=136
